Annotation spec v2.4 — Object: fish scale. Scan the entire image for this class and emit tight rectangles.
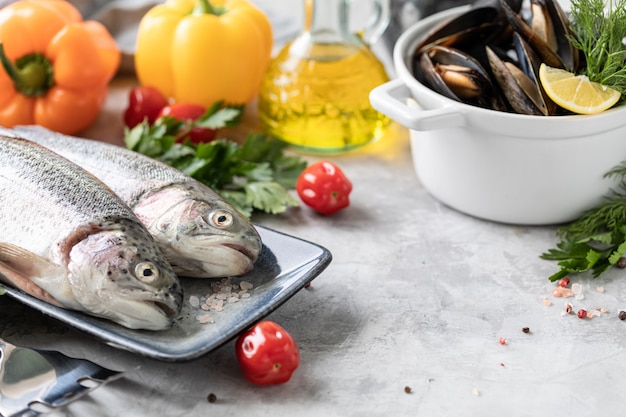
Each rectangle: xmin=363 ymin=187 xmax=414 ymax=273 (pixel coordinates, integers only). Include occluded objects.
xmin=1 ymin=125 xmax=263 ymax=279
xmin=0 ymin=135 xmax=183 ymax=330
xmin=0 ymin=137 xmax=132 ymax=251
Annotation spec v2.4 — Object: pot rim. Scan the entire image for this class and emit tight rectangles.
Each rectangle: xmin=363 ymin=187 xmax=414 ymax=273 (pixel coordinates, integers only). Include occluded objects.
xmin=392 ymin=5 xmax=626 ymax=138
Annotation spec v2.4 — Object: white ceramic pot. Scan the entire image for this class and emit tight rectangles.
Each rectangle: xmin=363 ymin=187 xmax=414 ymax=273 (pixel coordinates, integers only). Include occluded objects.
xmin=370 ymin=6 xmax=626 ymax=225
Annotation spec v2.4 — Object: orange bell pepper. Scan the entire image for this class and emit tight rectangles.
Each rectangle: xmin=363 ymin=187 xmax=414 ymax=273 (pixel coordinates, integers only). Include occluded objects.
xmin=0 ymin=0 xmax=120 ymax=135
xmin=135 ymin=0 xmax=272 ymax=108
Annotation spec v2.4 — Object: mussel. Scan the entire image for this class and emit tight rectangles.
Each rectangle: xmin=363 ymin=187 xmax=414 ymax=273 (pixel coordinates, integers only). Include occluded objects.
xmin=420 ymin=46 xmax=490 ymax=100
xmin=412 ymin=0 xmax=581 ymax=115
xmin=486 ymin=46 xmax=545 ymax=115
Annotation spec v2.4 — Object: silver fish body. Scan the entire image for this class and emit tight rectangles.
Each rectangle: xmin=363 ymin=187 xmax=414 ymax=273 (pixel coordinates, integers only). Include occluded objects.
xmin=0 ymin=136 xmax=182 ymax=330
xmin=2 ymin=126 xmax=263 ymax=278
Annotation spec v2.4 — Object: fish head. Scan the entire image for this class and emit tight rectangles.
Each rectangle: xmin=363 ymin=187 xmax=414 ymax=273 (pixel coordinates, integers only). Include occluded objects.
xmin=67 ymin=219 xmax=183 ymax=330
xmin=135 ymin=183 xmax=263 ymax=278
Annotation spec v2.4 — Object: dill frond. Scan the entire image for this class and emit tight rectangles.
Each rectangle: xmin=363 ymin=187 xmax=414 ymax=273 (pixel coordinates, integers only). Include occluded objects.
xmin=569 ymin=0 xmax=626 ymax=94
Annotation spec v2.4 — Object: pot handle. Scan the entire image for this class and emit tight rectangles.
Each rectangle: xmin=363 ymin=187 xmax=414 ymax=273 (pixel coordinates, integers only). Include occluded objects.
xmin=369 ymin=78 xmax=466 ymax=131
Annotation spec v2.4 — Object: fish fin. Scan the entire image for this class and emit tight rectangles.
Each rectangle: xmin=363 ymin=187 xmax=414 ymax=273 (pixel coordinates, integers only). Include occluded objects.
xmin=0 ymin=243 xmax=63 ymax=306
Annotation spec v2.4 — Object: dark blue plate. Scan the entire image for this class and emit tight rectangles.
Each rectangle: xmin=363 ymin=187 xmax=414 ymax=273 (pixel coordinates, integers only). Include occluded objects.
xmin=1 ymin=226 xmax=332 ymax=362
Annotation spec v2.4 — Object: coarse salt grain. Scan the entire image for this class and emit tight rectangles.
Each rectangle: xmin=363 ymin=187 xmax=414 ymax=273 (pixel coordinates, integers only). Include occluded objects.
xmin=571 ymin=283 xmax=583 ymax=295
xmin=189 ymin=296 xmax=200 ymax=307
xmin=188 ymin=277 xmax=254 ymax=323
xmin=472 ymin=387 xmax=480 ymax=397
xmin=596 ymin=286 xmax=605 ymax=293
xmin=197 ymin=314 xmax=213 ymax=324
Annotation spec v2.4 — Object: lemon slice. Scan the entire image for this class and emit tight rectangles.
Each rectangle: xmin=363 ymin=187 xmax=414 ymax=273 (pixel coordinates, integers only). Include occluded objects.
xmin=539 ymin=63 xmax=621 ymax=114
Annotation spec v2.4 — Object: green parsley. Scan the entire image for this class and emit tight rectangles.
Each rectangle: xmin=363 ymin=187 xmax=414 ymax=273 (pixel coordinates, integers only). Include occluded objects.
xmin=541 ymin=163 xmax=626 ymax=281
xmin=124 ymin=105 xmax=306 ymax=218
xmin=569 ymin=0 xmax=626 ymax=97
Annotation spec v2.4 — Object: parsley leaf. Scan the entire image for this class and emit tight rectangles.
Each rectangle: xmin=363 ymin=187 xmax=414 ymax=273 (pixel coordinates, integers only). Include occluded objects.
xmin=124 ymin=107 xmax=306 ymax=218
xmin=541 ymin=163 xmax=626 ymax=280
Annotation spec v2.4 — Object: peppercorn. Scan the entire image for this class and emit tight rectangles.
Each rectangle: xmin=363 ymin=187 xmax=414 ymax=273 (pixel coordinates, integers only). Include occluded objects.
xmin=522 ymin=327 xmax=530 ymax=333
xmin=557 ymin=277 xmax=570 ymax=288
xmin=404 ymin=386 xmax=412 ymax=394
xmin=577 ymin=309 xmax=587 ymax=319
xmin=207 ymin=393 xmax=217 ymax=403
xmin=619 ymin=311 xmax=626 ymax=321
xmin=618 ymin=257 xmax=626 ymax=269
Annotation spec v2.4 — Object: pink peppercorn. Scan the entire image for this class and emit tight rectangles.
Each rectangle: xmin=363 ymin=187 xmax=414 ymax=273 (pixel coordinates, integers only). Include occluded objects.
xmin=558 ymin=278 xmax=570 ymax=288
xmin=577 ymin=309 xmax=587 ymax=319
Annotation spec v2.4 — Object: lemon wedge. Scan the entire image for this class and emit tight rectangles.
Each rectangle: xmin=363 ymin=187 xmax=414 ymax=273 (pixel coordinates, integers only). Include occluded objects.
xmin=539 ymin=63 xmax=621 ymax=115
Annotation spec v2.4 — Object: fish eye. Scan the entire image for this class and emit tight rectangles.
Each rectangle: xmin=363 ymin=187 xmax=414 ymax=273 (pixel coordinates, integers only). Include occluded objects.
xmin=135 ymin=261 xmax=159 ymax=283
xmin=211 ymin=210 xmax=233 ymax=228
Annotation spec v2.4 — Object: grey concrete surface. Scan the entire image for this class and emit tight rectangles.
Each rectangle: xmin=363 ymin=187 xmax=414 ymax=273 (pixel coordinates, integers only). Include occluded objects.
xmin=2 ymin=1 xmax=625 ymax=416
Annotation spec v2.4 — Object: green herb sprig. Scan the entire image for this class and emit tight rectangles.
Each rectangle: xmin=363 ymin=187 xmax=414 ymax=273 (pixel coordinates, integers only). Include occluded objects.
xmin=541 ymin=163 xmax=626 ymax=281
xmin=124 ymin=105 xmax=306 ymax=218
xmin=569 ymin=0 xmax=626 ymax=95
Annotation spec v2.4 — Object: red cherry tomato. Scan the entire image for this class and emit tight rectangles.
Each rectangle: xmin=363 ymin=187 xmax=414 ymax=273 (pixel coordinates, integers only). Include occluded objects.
xmin=296 ymin=161 xmax=352 ymax=215
xmin=123 ymin=86 xmax=169 ymax=128
xmin=158 ymin=103 xmax=217 ymax=144
xmin=235 ymin=321 xmax=300 ymax=386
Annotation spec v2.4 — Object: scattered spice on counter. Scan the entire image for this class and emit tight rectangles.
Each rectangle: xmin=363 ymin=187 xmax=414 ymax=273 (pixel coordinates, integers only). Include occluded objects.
xmin=207 ymin=393 xmax=217 ymax=403
xmin=472 ymin=387 xmax=481 ymax=397
xmin=565 ymin=303 xmax=573 ymax=314
xmin=552 ymin=287 xmax=575 ymax=298
xmin=522 ymin=327 xmax=530 ymax=334
xmin=618 ymin=257 xmax=626 ymax=268
xmin=498 ymin=337 xmax=507 ymax=345
xmin=557 ymin=277 xmax=571 ymax=288
xmin=404 ymin=386 xmax=412 ymax=394
xmin=619 ymin=311 xmax=626 ymax=320
xmin=596 ymin=286 xmax=605 ymax=293
xmin=571 ymin=283 xmax=584 ymax=300
xmin=577 ymin=309 xmax=588 ymax=319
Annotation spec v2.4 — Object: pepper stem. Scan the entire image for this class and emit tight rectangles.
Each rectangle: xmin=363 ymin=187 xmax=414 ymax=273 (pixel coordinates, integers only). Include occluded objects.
xmin=0 ymin=43 xmax=54 ymax=97
xmin=193 ymin=0 xmax=226 ymax=15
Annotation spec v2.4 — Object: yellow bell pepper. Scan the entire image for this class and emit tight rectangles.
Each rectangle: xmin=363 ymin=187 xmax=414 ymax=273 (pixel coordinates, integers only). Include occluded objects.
xmin=135 ymin=0 xmax=272 ymax=107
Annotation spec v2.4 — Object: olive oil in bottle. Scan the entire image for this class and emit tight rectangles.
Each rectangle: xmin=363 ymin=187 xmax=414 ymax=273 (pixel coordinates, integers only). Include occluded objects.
xmin=258 ymin=0 xmax=391 ymax=154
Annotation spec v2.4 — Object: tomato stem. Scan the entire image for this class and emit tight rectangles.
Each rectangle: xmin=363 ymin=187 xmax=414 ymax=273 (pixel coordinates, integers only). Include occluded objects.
xmin=0 ymin=43 xmax=54 ymax=97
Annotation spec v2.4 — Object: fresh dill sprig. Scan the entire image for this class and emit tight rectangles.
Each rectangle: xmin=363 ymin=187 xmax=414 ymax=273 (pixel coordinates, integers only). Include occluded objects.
xmin=568 ymin=0 xmax=626 ymax=95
